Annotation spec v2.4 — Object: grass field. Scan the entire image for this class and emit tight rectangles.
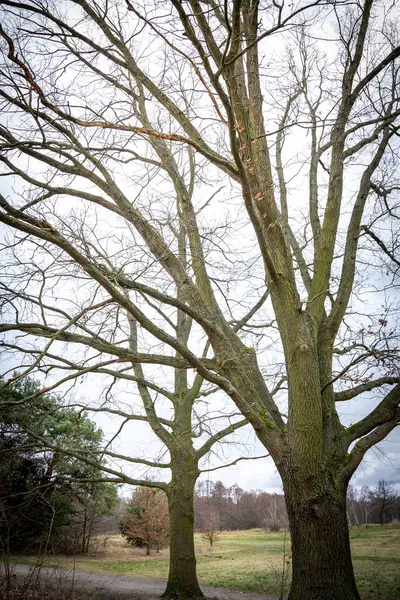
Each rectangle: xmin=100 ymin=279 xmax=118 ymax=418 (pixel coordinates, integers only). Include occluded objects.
xmin=9 ymin=526 xmax=400 ymax=599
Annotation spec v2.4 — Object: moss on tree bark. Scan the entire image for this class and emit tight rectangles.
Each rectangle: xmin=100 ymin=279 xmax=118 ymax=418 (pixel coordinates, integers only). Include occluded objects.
xmin=282 ymin=467 xmax=360 ymax=600
xmin=162 ymin=459 xmax=204 ymax=599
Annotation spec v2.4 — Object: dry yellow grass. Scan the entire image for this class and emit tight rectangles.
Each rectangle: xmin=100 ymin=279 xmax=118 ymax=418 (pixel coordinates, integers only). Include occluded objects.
xmin=10 ymin=526 xmax=400 ymax=598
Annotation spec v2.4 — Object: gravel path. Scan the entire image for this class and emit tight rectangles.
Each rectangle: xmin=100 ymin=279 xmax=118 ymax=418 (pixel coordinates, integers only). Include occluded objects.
xmin=4 ymin=563 xmax=279 ymax=600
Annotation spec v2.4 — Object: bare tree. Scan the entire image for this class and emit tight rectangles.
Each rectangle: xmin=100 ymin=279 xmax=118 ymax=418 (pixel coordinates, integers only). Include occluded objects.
xmin=264 ymin=493 xmax=285 ymax=532
xmin=359 ymin=485 xmax=375 ymax=528
xmin=201 ymin=508 xmax=220 ymax=547
xmin=0 ymin=320 xmax=253 ymax=595
xmin=0 ymin=1 xmax=399 ymax=599
xmin=195 ymin=480 xmax=288 ymax=530
xmin=374 ymin=480 xmax=397 ymax=525
xmin=346 ymin=485 xmax=360 ymax=527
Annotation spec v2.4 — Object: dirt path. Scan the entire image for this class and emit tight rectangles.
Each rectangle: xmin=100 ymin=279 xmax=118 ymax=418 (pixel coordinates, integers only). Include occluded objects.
xmin=5 ymin=563 xmax=279 ymax=600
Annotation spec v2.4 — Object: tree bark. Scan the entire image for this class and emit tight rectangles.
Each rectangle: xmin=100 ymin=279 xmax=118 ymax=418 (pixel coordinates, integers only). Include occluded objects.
xmin=162 ymin=470 xmax=204 ymax=599
xmin=283 ymin=473 xmax=360 ymax=600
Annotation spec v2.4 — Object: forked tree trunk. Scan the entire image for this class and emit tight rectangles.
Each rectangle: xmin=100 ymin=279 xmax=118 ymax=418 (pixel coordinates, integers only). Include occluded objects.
xmin=162 ymin=471 xmax=204 ymax=599
xmin=283 ymin=473 xmax=361 ymax=600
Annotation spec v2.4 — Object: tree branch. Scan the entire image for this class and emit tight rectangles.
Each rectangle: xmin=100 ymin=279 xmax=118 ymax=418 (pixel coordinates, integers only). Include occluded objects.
xmin=335 ymin=377 xmax=399 ymax=402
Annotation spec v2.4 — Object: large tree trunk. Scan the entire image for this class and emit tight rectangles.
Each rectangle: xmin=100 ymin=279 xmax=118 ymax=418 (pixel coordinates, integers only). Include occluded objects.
xmin=283 ymin=473 xmax=360 ymax=600
xmin=162 ymin=470 xmax=204 ymax=599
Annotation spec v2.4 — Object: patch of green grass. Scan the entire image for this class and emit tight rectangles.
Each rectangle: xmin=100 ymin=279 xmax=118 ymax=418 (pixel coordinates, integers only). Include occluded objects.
xmin=354 ymin=558 xmax=400 ymax=600
xmin=7 ymin=526 xmax=400 ymax=598
xmin=195 ymin=548 xmax=291 ymax=594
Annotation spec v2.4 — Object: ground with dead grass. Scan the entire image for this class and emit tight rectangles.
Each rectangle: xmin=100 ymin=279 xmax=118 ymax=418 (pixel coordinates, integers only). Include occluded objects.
xmin=6 ymin=526 xmax=400 ymax=599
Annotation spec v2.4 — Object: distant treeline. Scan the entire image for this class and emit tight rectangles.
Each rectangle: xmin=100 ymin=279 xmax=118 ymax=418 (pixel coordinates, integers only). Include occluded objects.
xmin=347 ymin=481 xmax=400 ymax=526
xmin=194 ymin=480 xmax=288 ymax=531
xmin=191 ymin=480 xmax=400 ymax=531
